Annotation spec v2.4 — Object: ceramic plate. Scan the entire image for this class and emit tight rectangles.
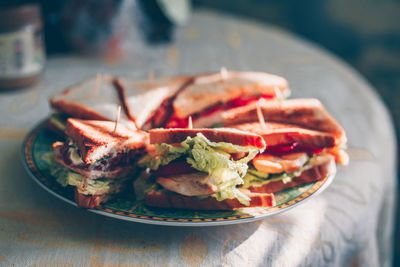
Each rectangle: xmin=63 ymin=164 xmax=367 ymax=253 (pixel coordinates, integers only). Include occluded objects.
xmin=21 ymin=120 xmax=335 ymax=226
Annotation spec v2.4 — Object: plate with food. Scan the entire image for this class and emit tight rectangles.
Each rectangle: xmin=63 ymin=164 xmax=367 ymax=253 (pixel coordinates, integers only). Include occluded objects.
xmin=21 ymin=70 xmax=347 ymax=226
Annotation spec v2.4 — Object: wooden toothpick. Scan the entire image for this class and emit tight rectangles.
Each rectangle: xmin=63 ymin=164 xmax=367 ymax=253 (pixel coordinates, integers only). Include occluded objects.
xmin=113 ymin=105 xmax=121 ymax=133
xmin=256 ymin=98 xmax=267 ymax=129
xmin=188 ymin=116 xmax=193 ymax=129
xmin=274 ymin=86 xmax=284 ymax=104
xmin=220 ymin=67 xmax=228 ymax=79
xmin=148 ymin=70 xmax=154 ymax=84
xmin=95 ymin=73 xmax=102 ymax=96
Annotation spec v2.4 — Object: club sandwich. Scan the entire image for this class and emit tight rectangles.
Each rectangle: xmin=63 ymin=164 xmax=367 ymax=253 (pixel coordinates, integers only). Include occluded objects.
xmin=51 ymin=118 xmax=148 ymax=208
xmin=135 ymin=128 xmax=277 ymax=210
xmin=165 ymin=71 xmax=290 ymax=128
xmin=224 ymin=98 xmax=347 ymax=194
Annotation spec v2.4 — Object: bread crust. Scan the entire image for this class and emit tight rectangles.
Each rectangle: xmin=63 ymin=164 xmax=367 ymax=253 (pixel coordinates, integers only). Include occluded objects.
xmin=149 ymin=128 xmax=266 ymax=149
xmin=50 ymin=99 xmax=111 ymax=121
xmin=223 ymin=98 xmax=346 ymax=143
xmin=65 ymin=118 xmax=148 ymax=164
xmin=232 ymin=122 xmax=337 ymax=147
xmin=74 ymin=189 xmax=109 ymax=208
xmin=145 ymin=190 xmax=275 ymax=210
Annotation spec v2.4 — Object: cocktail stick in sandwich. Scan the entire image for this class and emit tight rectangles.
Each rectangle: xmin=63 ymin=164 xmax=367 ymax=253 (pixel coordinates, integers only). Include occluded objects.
xmin=223 ymin=98 xmax=346 ymax=145
xmin=225 ymin=99 xmax=348 ymax=194
xmin=51 ymin=118 xmax=148 ymax=208
xmin=165 ymin=71 xmax=290 ymax=128
xmin=232 ymin=122 xmax=338 ymax=193
xmin=135 ymin=128 xmax=276 ymax=210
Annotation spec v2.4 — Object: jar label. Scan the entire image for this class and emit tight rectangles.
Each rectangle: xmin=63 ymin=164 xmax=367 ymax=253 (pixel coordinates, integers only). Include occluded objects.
xmin=0 ymin=26 xmax=44 ymax=79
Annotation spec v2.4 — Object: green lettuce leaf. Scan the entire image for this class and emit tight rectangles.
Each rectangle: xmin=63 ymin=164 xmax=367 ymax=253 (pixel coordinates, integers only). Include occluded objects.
xmin=210 ymin=168 xmax=250 ymax=205
xmin=66 ymin=173 xmax=125 ymax=195
xmin=49 ymin=153 xmax=125 ymax=195
xmin=133 ymin=171 xmax=158 ymax=200
xmin=138 ymin=143 xmax=187 ymax=170
xmin=243 ymin=166 xmax=305 ymax=189
xmin=139 ymin=133 xmax=260 ymax=205
xmin=49 ymin=155 xmax=70 ymax=186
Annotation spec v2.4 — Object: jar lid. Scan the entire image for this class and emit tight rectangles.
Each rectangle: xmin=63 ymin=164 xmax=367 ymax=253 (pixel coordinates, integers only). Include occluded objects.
xmin=0 ymin=4 xmax=41 ymax=31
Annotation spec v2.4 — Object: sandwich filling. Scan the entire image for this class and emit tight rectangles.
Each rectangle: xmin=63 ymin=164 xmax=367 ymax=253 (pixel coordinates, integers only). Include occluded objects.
xmin=243 ymin=150 xmax=333 ymax=190
xmin=138 ymin=133 xmax=261 ymax=205
xmin=50 ymin=152 xmax=128 ymax=196
xmin=55 ymin=139 xmax=140 ymax=178
xmin=166 ymin=94 xmax=275 ymax=128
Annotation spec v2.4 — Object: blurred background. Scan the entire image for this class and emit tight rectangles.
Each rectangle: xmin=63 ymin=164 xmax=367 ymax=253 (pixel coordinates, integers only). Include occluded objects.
xmin=1 ymin=0 xmax=399 ymax=263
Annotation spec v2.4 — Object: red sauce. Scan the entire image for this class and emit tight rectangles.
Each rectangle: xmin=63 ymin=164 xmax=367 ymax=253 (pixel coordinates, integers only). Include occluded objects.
xmin=145 ymin=98 xmax=172 ymax=128
xmin=225 ymin=94 xmax=274 ymax=109
xmin=263 ymin=142 xmax=323 ymax=156
xmin=165 ymin=94 xmax=274 ymax=128
xmin=165 ymin=115 xmax=190 ymax=128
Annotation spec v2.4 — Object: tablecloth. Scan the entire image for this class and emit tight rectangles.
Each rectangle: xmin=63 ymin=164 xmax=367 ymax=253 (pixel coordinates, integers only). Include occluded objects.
xmin=0 ymin=10 xmax=397 ymax=267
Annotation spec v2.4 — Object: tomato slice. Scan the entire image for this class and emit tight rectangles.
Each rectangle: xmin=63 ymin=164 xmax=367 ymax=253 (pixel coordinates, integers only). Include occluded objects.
xmin=264 ymin=142 xmax=323 ymax=156
xmin=153 ymin=161 xmax=195 ymax=176
xmin=165 ymin=116 xmax=189 ymax=128
xmin=165 ymin=94 xmax=274 ymax=128
xmin=225 ymin=94 xmax=274 ymax=109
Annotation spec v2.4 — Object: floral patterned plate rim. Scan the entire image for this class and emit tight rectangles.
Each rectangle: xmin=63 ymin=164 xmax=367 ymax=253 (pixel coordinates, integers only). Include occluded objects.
xmin=21 ymin=119 xmax=336 ymax=227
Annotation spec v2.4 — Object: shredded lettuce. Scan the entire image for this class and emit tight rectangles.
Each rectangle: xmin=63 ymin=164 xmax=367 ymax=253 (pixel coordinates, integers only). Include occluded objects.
xmin=50 ymin=157 xmax=70 ymax=186
xmin=133 ymin=171 xmax=158 ymax=200
xmin=242 ymin=155 xmax=315 ymax=189
xmin=49 ymin=155 xmax=125 ymax=195
xmin=243 ymin=166 xmax=306 ymax=189
xmin=66 ymin=173 xmax=125 ymax=195
xmin=210 ymin=168 xmax=250 ymax=204
xmin=139 ymin=133 xmax=260 ymax=205
xmin=138 ymin=143 xmax=186 ymax=170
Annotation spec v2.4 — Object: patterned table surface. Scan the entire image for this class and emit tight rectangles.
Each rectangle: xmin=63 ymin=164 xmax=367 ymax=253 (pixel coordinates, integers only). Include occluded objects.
xmin=0 ymin=10 xmax=397 ymax=267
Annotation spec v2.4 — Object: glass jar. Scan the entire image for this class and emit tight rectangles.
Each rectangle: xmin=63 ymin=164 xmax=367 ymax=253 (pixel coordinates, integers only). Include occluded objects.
xmin=0 ymin=4 xmax=45 ymax=89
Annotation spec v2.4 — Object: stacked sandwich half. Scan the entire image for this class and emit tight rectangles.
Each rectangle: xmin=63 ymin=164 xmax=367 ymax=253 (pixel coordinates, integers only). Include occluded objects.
xmin=51 ymin=118 xmax=147 ymax=208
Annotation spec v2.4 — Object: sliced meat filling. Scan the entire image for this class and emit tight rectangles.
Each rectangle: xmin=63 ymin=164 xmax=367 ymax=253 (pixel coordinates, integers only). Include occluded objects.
xmin=252 ymin=152 xmax=308 ymax=174
xmin=53 ymin=139 xmax=141 ymax=178
xmin=156 ymin=172 xmax=221 ymax=196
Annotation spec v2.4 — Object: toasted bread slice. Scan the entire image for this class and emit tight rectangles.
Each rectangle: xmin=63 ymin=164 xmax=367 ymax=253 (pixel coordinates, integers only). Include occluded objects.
xmin=149 ymin=128 xmax=266 ymax=149
xmin=223 ymin=98 xmax=346 ymax=143
xmin=50 ymin=75 xmax=136 ymax=129
xmin=173 ymin=71 xmax=289 ymax=118
xmin=247 ymin=154 xmax=336 ymax=193
xmin=114 ymin=75 xmax=193 ymax=130
xmin=145 ymin=189 xmax=275 ymax=210
xmin=232 ymin=122 xmax=337 ymax=148
xmin=65 ymin=118 xmax=148 ymax=164
xmin=74 ymin=189 xmax=111 ymax=209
